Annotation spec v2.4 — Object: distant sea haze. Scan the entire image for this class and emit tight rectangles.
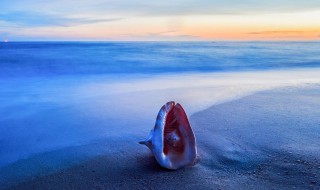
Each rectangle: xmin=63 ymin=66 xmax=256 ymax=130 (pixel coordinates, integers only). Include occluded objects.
xmin=0 ymin=41 xmax=320 ymax=77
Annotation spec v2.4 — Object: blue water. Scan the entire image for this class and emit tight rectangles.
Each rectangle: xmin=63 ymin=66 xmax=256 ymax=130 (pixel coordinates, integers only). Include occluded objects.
xmin=0 ymin=42 xmax=320 ymax=180
xmin=1 ymin=41 xmax=320 ymax=77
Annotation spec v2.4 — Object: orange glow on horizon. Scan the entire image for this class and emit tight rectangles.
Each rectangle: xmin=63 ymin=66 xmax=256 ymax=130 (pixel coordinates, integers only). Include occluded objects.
xmin=7 ymin=10 xmax=320 ymax=41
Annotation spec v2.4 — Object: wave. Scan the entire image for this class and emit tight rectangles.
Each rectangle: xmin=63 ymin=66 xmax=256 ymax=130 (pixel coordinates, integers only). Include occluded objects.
xmin=1 ymin=42 xmax=320 ymax=77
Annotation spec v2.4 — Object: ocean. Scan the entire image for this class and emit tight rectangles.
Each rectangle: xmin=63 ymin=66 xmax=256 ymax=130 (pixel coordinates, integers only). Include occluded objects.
xmin=1 ymin=41 xmax=320 ymax=77
xmin=0 ymin=41 xmax=320 ymax=170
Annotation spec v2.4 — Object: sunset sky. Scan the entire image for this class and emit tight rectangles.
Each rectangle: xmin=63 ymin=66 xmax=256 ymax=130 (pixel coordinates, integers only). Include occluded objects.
xmin=1 ymin=0 xmax=320 ymax=41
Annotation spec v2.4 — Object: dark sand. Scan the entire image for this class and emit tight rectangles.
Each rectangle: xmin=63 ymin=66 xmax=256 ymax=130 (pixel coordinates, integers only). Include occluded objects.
xmin=2 ymin=85 xmax=320 ymax=190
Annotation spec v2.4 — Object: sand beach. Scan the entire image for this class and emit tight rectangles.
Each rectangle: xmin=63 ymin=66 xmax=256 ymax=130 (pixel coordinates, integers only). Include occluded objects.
xmin=1 ymin=83 xmax=319 ymax=190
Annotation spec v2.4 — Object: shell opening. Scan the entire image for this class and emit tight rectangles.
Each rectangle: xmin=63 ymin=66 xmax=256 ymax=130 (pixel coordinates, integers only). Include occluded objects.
xmin=163 ymin=104 xmax=185 ymax=156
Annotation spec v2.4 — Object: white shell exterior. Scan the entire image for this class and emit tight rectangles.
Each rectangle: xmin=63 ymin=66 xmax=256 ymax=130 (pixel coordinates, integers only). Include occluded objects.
xmin=140 ymin=101 xmax=197 ymax=170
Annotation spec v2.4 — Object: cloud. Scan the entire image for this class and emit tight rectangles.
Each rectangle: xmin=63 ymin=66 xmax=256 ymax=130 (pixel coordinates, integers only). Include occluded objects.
xmin=87 ymin=0 xmax=320 ymax=16
xmin=147 ymin=31 xmax=176 ymax=35
xmin=2 ymin=0 xmax=320 ymax=40
xmin=3 ymin=0 xmax=320 ymax=18
xmin=247 ymin=31 xmax=307 ymax=35
xmin=120 ymin=32 xmax=202 ymax=41
xmin=0 ymin=11 xmax=122 ymax=27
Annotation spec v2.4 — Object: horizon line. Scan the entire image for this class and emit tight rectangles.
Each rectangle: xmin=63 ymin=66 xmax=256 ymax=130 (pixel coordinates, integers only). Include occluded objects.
xmin=3 ymin=39 xmax=320 ymax=43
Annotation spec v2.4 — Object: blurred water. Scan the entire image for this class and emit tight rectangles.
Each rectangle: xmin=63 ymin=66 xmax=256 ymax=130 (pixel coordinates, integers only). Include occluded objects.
xmin=0 ymin=42 xmax=320 ymax=168
xmin=1 ymin=41 xmax=320 ymax=77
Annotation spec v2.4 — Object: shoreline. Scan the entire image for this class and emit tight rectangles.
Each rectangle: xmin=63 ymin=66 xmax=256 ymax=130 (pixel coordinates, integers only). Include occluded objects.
xmin=2 ymin=84 xmax=320 ymax=189
xmin=1 ymin=68 xmax=319 ymax=169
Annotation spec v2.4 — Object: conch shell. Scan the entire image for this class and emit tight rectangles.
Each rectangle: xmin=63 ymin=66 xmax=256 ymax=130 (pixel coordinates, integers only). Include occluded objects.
xmin=139 ymin=101 xmax=197 ymax=170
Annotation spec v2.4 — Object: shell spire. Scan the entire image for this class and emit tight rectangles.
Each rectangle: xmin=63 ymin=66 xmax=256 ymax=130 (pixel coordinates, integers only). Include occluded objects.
xmin=140 ymin=101 xmax=197 ymax=170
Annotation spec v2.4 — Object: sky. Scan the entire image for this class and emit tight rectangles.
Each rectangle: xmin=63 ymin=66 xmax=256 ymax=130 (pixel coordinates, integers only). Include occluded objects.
xmin=1 ymin=0 xmax=320 ymax=41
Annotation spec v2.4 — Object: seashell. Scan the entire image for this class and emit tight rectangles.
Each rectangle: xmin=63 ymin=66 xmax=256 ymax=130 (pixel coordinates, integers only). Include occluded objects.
xmin=139 ymin=101 xmax=197 ymax=170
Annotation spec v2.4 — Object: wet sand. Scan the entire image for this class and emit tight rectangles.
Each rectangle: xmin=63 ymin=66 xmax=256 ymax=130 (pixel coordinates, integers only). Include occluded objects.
xmin=2 ymin=85 xmax=320 ymax=190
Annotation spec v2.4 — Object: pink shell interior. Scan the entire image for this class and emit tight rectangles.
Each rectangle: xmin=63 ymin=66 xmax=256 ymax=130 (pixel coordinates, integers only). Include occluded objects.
xmin=163 ymin=103 xmax=196 ymax=160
